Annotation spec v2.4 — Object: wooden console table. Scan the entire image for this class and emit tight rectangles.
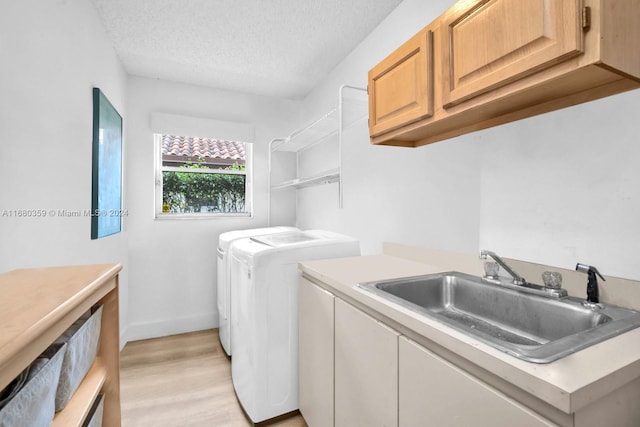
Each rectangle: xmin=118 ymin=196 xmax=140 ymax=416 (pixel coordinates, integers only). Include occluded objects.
xmin=0 ymin=264 xmax=122 ymax=427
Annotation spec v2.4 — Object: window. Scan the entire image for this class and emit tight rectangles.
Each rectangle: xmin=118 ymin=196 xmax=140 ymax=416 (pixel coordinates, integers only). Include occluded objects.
xmin=155 ymin=134 xmax=252 ymax=218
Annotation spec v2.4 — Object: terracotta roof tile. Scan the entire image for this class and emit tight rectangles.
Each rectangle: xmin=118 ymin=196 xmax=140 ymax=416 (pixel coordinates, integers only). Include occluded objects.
xmin=161 ymin=135 xmax=245 ymax=161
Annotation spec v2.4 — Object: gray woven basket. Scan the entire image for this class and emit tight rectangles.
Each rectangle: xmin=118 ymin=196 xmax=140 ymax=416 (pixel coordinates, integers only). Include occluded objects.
xmin=55 ymin=305 xmax=103 ymax=411
xmin=0 ymin=343 xmax=67 ymax=427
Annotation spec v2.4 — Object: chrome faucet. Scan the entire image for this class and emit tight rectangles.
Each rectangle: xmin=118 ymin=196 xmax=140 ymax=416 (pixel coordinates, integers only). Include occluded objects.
xmin=479 ymin=250 xmax=567 ymax=299
xmin=479 ymin=250 xmax=526 ymax=285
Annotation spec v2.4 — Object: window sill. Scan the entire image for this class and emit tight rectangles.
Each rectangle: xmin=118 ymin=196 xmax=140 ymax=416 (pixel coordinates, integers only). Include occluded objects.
xmin=155 ymin=212 xmax=252 ymax=220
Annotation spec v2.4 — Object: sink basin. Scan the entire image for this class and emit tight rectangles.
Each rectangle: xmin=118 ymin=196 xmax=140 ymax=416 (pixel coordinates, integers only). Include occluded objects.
xmin=359 ymin=272 xmax=640 ymax=363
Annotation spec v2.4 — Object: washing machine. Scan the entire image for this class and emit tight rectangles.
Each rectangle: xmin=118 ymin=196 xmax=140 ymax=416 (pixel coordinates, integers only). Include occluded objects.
xmin=217 ymin=226 xmax=298 ymax=356
xmin=229 ymin=230 xmax=360 ymax=422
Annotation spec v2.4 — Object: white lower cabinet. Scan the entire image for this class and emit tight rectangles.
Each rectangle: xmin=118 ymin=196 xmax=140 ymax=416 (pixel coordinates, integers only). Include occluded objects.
xmin=398 ymin=336 xmax=557 ymax=427
xmin=299 ymin=278 xmax=335 ymax=427
xmin=298 ymin=281 xmax=553 ymax=427
xmin=335 ymin=298 xmax=400 ymax=427
xmin=299 ymin=277 xmax=640 ymax=427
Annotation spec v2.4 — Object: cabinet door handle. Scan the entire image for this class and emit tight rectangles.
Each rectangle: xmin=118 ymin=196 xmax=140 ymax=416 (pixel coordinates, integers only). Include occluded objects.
xmin=582 ymin=6 xmax=591 ymax=31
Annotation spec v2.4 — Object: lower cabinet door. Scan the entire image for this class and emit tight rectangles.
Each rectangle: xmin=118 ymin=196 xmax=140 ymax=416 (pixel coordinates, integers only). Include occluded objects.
xmin=299 ymin=278 xmax=335 ymax=427
xmin=398 ymin=337 xmax=557 ymax=427
xmin=335 ymin=299 xmax=399 ymax=427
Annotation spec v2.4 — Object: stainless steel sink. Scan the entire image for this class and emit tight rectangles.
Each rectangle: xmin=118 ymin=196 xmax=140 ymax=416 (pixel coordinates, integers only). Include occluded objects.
xmin=359 ymin=272 xmax=640 ymax=363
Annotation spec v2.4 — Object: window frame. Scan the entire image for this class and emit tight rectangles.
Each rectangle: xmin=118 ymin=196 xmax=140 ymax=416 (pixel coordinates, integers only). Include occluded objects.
xmin=154 ymin=133 xmax=253 ymax=219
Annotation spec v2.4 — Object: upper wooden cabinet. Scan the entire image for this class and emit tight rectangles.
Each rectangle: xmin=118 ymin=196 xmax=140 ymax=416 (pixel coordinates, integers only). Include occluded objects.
xmin=369 ymin=0 xmax=640 ymax=148
xmin=442 ymin=0 xmax=583 ymax=107
xmin=368 ymin=29 xmax=434 ymax=139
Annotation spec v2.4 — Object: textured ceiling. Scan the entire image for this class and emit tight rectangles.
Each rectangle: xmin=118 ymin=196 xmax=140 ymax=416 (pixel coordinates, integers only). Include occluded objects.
xmin=90 ymin=0 xmax=403 ymax=100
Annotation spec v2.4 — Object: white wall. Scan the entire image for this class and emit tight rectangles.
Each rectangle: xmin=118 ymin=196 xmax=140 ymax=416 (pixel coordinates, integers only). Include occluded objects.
xmin=477 ymin=92 xmax=640 ymax=281
xmin=297 ymin=0 xmax=640 ymax=281
xmin=125 ymin=77 xmax=299 ymax=341
xmin=0 ymin=1 xmax=129 ymax=335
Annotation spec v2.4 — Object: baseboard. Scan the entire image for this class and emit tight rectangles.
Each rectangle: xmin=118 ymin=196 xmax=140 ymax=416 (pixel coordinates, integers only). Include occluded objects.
xmin=119 ymin=324 xmax=129 ymax=351
xmin=124 ymin=312 xmax=217 ymax=343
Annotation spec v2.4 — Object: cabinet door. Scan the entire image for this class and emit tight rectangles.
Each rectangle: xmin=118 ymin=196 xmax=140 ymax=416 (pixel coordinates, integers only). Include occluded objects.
xmin=298 ymin=278 xmax=335 ymax=427
xmin=442 ymin=0 xmax=583 ymax=108
xmin=398 ymin=337 xmax=557 ymax=427
xmin=368 ymin=29 xmax=434 ymax=137
xmin=335 ymin=299 xmax=399 ymax=427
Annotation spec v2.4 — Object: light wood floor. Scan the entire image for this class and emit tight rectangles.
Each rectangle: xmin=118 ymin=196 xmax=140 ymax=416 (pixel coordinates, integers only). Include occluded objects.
xmin=120 ymin=329 xmax=307 ymax=427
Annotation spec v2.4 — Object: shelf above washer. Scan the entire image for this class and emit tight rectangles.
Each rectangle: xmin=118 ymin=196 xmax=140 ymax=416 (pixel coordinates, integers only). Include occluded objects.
xmin=271 ymin=168 xmax=340 ymax=190
xmin=268 ymin=85 xmax=367 ymax=223
xmin=271 ymin=97 xmax=367 ymax=153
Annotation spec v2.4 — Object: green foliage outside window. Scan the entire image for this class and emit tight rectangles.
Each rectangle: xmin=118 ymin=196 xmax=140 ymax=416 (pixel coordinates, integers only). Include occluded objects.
xmin=162 ymin=162 xmax=246 ymax=213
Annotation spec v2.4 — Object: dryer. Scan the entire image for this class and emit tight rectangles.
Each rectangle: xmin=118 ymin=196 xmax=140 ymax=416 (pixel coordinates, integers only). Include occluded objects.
xmin=229 ymin=230 xmax=360 ymax=422
xmin=217 ymin=226 xmax=298 ymax=356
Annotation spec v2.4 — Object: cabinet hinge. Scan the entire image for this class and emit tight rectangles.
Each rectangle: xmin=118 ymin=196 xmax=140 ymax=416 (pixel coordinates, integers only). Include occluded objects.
xmin=582 ymin=6 xmax=591 ymax=31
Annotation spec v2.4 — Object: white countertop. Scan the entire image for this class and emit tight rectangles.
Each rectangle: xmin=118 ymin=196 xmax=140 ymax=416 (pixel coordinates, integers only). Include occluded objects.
xmin=299 ymin=254 xmax=640 ymax=415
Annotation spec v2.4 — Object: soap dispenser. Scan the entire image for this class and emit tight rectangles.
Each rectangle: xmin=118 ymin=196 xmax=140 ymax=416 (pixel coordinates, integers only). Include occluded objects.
xmin=575 ymin=263 xmax=606 ymax=303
